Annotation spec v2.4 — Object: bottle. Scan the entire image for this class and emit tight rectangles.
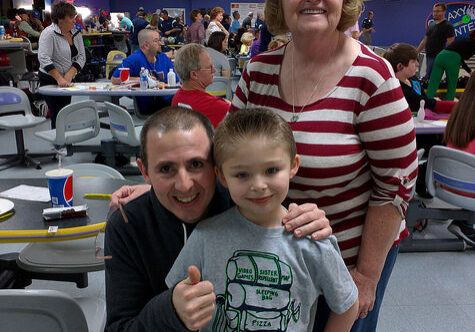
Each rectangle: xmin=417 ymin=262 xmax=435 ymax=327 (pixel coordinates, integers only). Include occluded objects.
xmin=417 ymin=99 xmax=425 ymax=122
xmin=140 ymin=67 xmax=148 ymax=89
xmin=0 ymin=26 xmax=4 ymax=40
xmin=167 ymin=69 xmax=176 ymax=86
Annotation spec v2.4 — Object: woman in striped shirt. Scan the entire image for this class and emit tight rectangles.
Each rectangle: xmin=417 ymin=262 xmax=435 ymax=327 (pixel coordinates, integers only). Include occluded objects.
xmin=230 ymin=1 xmax=418 ymax=331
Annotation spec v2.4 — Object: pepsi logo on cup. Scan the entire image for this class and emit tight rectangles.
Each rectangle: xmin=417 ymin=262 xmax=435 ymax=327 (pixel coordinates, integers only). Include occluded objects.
xmin=45 ymin=169 xmax=74 ymax=208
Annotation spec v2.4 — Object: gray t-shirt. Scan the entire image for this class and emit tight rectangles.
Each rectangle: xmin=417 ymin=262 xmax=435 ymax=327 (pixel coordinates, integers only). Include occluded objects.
xmin=166 ymin=206 xmax=358 ymax=332
xmin=206 ymin=47 xmax=230 ymax=77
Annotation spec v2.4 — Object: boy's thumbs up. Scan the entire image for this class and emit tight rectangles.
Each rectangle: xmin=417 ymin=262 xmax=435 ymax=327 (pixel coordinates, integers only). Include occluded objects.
xmin=172 ymin=265 xmax=216 ymax=331
xmin=184 ymin=265 xmax=201 ymax=285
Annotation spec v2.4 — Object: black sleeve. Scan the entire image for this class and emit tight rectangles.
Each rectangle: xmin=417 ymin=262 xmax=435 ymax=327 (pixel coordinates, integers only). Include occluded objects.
xmin=104 ymin=213 xmax=187 ymax=332
xmin=400 ymin=82 xmax=436 ymax=112
xmin=461 ymin=60 xmax=471 ymax=73
xmin=258 ymin=24 xmax=272 ymax=53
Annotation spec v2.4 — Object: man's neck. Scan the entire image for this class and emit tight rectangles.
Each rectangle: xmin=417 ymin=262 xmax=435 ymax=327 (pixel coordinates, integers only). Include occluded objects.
xmin=142 ymin=50 xmax=156 ymax=63
xmin=435 ymin=17 xmax=446 ymax=24
xmin=182 ymin=79 xmax=206 ymax=92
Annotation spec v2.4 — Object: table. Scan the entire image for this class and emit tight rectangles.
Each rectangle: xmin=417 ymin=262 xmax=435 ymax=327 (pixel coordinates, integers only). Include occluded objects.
xmin=39 ymin=82 xmax=179 ymax=101
xmin=414 ymin=118 xmax=447 ymax=135
xmin=0 ymin=177 xmax=128 ymax=243
xmin=0 ymin=41 xmax=28 ymax=80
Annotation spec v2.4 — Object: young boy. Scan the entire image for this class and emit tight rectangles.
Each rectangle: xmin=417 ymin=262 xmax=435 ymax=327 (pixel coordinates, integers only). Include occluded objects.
xmin=383 ymin=43 xmax=456 ymax=114
xmin=166 ymin=109 xmax=358 ymax=331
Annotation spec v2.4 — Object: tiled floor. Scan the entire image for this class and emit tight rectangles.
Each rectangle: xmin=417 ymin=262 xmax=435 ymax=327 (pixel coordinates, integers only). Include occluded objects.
xmin=1 ymin=94 xmax=474 ymax=331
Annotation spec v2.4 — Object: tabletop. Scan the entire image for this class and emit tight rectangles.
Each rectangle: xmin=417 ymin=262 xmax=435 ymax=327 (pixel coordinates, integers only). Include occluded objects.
xmin=0 ymin=177 xmax=129 ymax=243
xmin=39 ymin=82 xmax=180 ymax=97
xmin=414 ymin=118 xmax=447 ymax=135
xmin=0 ymin=41 xmax=28 ymax=49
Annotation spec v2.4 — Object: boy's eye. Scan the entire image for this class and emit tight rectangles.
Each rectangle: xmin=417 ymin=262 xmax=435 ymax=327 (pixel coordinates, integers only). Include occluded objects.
xmin=266 ymin=167 xmax=278 ymax=175
xmin=235 ymin=172 xmax=248 ymax=179
xmin=190 ymin=160 xmax=203 ymax=169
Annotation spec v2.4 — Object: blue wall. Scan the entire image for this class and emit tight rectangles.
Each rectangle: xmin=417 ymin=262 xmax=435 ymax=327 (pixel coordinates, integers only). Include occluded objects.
xmin=67 ymin=0 xmax=473 ymax=45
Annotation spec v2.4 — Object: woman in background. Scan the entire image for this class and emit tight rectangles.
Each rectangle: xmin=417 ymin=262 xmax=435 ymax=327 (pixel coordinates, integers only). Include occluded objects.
xmin=206 ymin=31 xmax=231 ymax=81
xmin=205 ymin=7 xmax=228 ymax=44
xmin=186 ymin=9 xmax=205 ymax=44
xmin=38 ymin=1 xmax=85 ymax=128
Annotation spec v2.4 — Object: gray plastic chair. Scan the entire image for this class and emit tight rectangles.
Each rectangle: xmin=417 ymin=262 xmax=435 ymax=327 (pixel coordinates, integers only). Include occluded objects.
xmin=35 ymin=100 xmax=100 ymax=155
xmin=104 ymin=101 xmax=142 ymax=147
xmin=0 ymin=87 xmax=52 ymax=170
xmin=206 ymin=76 xmax=232 ymax=100
xmin=409 ymin=148 xmax=425 ymax=200
xmin=0 ymin=289 xmax=106 ymax=332
xmin=401 ymin=146 xmax=475 ymax=252
xmin=17 ymin=163 xmax=123 ymax=287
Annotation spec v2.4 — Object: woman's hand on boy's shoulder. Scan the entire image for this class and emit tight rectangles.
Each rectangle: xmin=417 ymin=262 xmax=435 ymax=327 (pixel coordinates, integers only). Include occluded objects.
xmin=282 ymin=203 xmax=332 ymax=241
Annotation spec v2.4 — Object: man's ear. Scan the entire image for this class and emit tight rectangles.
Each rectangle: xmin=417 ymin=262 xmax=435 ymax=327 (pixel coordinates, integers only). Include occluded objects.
xmin=289 ymin=154 xmax=300 ymax=179
xmin=137 ymin=158 xmax=152 ymax=185
xmin=215 ymin=166 xmax=228 ymax=188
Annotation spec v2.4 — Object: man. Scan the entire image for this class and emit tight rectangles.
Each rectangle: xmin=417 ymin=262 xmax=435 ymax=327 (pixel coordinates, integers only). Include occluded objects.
xmin=416 ymin=3 xmax=455 ymax=80
xmin=172 ymin=43 xmax=230 ymax=128
xmin=242 ymin=11 xmax=253 ymax=30
xmin=221 ymin=14 xmax=231 ymax=32
xmin=112 ymin=27 xmax=178 ymax=115
xmin=17 ymin=9 xmax=41 ymax=41
xmin=159 ymin=10 xmax=182 ymax=39
xmin=105 ymin=107 xmax=332 ymax=331
xmin=361 ymin=11 xmax=375 ymax=46
xmin=230 ymin=10 xmax=240 ymax=34
xmin=130 ymin=9 xmax=149 ymax=54
xmin=117 ymin=14 xmax=132 ymax=32
xmin=344 ymin=21 xmax=362 ymax=40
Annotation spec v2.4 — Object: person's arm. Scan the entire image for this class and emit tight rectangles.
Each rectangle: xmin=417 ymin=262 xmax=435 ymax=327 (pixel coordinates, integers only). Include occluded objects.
xmin=19 ymin=21 xmax=41 ymax=37
xmin=461 ymin=59 xmax=471 ymax=74
xmin=352 ymin=77 xmax=417 ymax=318
xmin=351 ymin=31 xmax=363 ymax=40
xmin=104 ymin=213 xmax=187 ymax=331
xmin=349 ymin=205 xmax=401 ymax=318
xmin=215 ymin=21 xmax=229 ymax=37
xmin=324 ymin=300 xmax=359 ymax=332
xmin=109 ymin=184 xmax=151 ymax=209
xmin=198 ymin=25 xmax=205 ymax=42
xmin=416 ymin=36 xmax=427 ymax=54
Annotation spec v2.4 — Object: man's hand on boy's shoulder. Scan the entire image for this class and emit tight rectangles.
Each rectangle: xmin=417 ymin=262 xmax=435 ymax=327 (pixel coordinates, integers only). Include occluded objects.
xmin=172 ymin=266 xmax=216 ymax=331
xmin=282 ymin=203 xmax=332 ymax=241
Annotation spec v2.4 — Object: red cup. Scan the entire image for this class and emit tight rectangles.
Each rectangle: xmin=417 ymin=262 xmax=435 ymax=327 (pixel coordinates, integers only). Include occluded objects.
xmin=119 ymin=67 xmax=130 ymax=84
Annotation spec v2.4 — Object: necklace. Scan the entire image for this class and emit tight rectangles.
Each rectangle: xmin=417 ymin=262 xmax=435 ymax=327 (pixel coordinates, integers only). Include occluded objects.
xmin=290 ymin=37 xmax=339 ymax=123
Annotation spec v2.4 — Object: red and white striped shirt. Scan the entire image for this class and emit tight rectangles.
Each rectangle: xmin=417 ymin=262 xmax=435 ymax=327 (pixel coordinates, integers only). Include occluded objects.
xmin=230 ymin=43 xmax=418 ymax=267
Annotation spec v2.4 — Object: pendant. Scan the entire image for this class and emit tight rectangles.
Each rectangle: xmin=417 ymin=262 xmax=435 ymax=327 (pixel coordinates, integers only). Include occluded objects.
xmin=290 ymin=114 xmax=299 ymax=123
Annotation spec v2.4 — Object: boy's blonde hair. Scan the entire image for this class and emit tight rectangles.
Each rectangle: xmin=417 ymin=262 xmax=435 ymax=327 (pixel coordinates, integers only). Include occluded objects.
xmin=213 ymin=108 xmax=297 ymax=169
xmin=240 ymin=32 xmax=254 ymax=46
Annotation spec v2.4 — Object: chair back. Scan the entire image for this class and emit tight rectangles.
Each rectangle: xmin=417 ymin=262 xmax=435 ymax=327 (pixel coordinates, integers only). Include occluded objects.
xmin=104 ymin=101 xmax=141 ymax=147
xmin=54 ymin=100 xmax=100 ymax=145
xmin=228 ymin=57 xmax=237 ymax=76
xmin=409 ymin=148 xmax=425 ymax=199
xmin=0 ymin=289 xmax=89 ymax=332
xmin=426 ymin=145 xmax=475 ymax=211
xmin=206 ymin=76 xmax=231 ymax=99
xmin=105 ymin=51 xmax=126 ymax=78
xmin=0 ymin=86 xmax=33 ymax=117
xmin=67 ymin=162 xmax=125 ymax=179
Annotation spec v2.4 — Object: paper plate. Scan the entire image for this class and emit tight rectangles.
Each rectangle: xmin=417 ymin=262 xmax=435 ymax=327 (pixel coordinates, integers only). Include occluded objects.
xmin=0 ymin=198 xmax=14 ymax=215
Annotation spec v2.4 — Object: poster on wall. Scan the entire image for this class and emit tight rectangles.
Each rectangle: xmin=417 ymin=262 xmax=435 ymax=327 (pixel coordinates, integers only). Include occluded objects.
xmin=163 ymin=8 xmax=186 ymax=25
xmin=425 ymin=2 xmax=474 ymax=39
xmin=230 ymin=2 xmax=265 ymax=27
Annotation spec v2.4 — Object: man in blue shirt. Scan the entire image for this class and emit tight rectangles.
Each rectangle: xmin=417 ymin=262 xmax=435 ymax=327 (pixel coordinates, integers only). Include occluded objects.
xmin=159 ymin=10 xmax=181 ymax=39
xmin=117 ymin=14 xmax=132 ymax=32
xmin=112 ymin=27 xmax=179 ymax=115
xmin=130 ymin=10 xmax=149 ymax=54
xmin=230 ymin=11 xmax=240 ymax=34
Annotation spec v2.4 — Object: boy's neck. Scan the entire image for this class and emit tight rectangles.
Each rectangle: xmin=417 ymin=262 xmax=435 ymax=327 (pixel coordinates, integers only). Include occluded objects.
xmin=238 ymin=205 xmax=287 ymax=228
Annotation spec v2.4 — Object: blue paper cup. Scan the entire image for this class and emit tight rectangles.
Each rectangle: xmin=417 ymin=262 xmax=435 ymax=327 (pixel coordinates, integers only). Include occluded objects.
xmin=45 ymin=169 xmax=74 ymax=208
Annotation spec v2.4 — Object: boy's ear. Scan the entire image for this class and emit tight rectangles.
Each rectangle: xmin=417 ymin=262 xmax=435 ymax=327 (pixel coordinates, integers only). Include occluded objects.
xmin=397 ymin=63 xmax=404 ymax=72
xmin=214 ymin=166 xmax=228 ymax=188
xmin=289 ymin=154 xmax=300 ymax=179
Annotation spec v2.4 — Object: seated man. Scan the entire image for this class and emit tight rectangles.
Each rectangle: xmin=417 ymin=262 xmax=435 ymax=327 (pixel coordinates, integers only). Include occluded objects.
xmin=159 ymin=10 xmax=182 ymax=39
xmin=112 ymin=27 xmax=178 ymax=115
xmin=172 ymin=43 xmax=230 ymax=128
xmin=105 ymin=106 xmax=332 ymax=331
xmin=17 ymin=8 xmax=41 ymax=42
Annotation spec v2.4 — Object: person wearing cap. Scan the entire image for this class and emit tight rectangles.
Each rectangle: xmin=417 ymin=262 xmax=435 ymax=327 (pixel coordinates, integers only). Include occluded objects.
xmin=17 ymin=8 xmax=41 ymax=40
xmin=241 ymin=11 xmax=253 ymax=30
xmin=130 ymin=9 xmax=149 ymax=54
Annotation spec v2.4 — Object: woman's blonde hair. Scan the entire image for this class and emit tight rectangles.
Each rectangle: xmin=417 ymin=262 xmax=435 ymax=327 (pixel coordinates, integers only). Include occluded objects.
xmin=265 ymin=0 xmax=363 ymax=35
xmin=150 ymin=13 xmax=160 ymax=28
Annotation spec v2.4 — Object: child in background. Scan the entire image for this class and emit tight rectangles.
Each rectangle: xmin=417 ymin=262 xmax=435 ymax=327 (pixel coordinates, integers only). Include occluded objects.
xmin=443 ymin=72 xmax=475 ymax=246
xmin=384 ymin=43 xmax=457 ymax=115
xmin=239 ymin=32 xmax=254 ymax=69
xmin=166 ymin=109 xmax=358 ymax=332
